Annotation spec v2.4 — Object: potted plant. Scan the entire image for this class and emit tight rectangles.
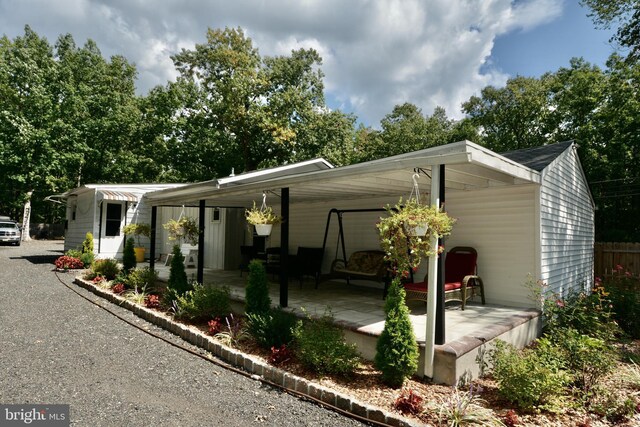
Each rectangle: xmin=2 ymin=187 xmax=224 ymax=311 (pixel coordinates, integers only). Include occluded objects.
xmin=377 ymin=197 xmax=455 ymax=276
xmin=122 ymin=223 xmax=151 ymax=262
xmin=245 ymin=202 xmax=283 ymax=236
xmin=163 ymin=217 xmax=199 ymax=246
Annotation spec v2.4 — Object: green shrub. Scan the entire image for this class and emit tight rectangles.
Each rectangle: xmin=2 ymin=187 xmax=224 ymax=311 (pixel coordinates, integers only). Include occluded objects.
xmin=607 ymin=284 xmax=640 ymax=339
xmin=374 ymin=278 xmax=419 ymax=388
xmin=538 ymin=284 xmax=619 ymax=342
xmin=489 ymin=340 xmax=569 ymax=411
xmin=167 ymin=244 xmax=190 ymax=298
xmin=91 ymin=258 xmax=120 ymax=281
xmin=551 ymin=328 xmax=614 ymax=394
xmin=82 ymin=232 xmax=94 ymax=254
xmin=293 ymin=309 xmax=360 ymax=376
xmin=245 ymin=259 xmax=271 ymax=316
xmin=79 ymin=252 xmax=94 ymax=267
xmin=122 ymin=237 xmax=137 ymax=272
xmin=247 ymin=307 xmax=298 ymax=349
xmin=65 ymin=249 xmax=82 ymax=258
xmin=173 ymin=283 xmax=231 ymax=322
xmin=126 ymin=267 xmax=158 ymax=292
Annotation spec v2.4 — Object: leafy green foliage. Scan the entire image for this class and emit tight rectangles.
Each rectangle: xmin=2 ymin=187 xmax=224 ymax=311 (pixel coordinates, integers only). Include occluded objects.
xmin=293 ymin=310 xmax=360 ymax=376
xmin=245 ymin=259 xmax=271 ymax=316
xmin=375 ymin=278 xmax=419 ymax=388
xmin=488 ymin=340 xmax=569 ymax=411
xmin=122 ymin=237 xmax=137 ymax=272
xmin=602 ymin=266 xmax=640 ymax=339
xmin=91 ymin=258 xmax=120 ymax=281
xmin=581 ymin=0 xmax=639 ymax=63
xmin=173 ymin=283 xmax=231 ymax=322
xmin=125 ymin=267 xmax=158 ymax=292
xmin=247 ymin=307 xmax=298 ymax=349
xmin=549 ymin=328 xmax=615 ymax=394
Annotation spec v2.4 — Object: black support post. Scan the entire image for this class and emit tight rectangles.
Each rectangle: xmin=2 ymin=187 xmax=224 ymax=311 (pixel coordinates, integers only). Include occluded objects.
xmin=197 ymin=199 xmax=205 ymax=284
xmin=279 ymin=188 xmax=289 ymax=307
xmin=435 ymin=164 xmax=446 ymax=345
xmin=150 ymin=206 xmax=157 ymax=271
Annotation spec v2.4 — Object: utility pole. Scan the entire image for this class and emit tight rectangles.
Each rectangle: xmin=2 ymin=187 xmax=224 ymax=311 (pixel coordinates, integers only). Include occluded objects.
xmin=21 ymin=190 xmax=33 ymax=242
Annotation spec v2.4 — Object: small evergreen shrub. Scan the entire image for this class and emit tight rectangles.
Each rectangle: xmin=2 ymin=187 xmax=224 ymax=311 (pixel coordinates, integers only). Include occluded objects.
xmin=91 ymin=258 xmax=120 ymax=280
xmin=122 ymin=237 xmax=137 ymax=272
xmin=167 ymin=244 xmax=190 ymax=298
xmin=374 ymin=278 xmax=419 ymax=388
xmin=82 ymin=232 xmax=94 ymax=254
xmin=488 ymin=340 xmax=569 ymax=411
xmin=81 ymin=232 xmax=94 ymax=265
xmin=293 ymin=309 xmax=360 ymax=376
xmin=245 ymin=259 xmax=271 ymax=316
xmin=247 ymin=307 xmax=298 ymax=349
xmin=173 ymin=283 xmax=231 ymax=322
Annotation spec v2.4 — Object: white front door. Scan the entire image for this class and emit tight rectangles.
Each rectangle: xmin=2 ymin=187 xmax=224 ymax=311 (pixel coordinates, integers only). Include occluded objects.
xmin=101 ymin=202 xmax=124 ymax=258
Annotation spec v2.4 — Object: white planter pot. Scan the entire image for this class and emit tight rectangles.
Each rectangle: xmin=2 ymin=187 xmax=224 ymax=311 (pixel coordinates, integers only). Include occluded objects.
xmin=408 ymin=223 xmax=429 ymax=237
xmin=255 ymin=224 xmax=273 ymax=236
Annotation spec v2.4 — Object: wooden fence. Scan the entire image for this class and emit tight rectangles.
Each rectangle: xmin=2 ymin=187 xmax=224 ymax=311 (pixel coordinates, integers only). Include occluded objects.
xmin=594 ymin=242 xmax=640 ymax=279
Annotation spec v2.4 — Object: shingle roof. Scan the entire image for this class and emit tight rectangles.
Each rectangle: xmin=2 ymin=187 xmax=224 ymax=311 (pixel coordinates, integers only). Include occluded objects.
xmin=501 ymin=141 xmax=574 ymax=172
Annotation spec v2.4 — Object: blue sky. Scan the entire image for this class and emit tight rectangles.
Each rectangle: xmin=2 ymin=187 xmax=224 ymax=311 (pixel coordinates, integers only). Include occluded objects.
xmin=491 ymin=1 xmax=616 ymax=78
xmin=0 ymin=0 xmax=619 ymax=127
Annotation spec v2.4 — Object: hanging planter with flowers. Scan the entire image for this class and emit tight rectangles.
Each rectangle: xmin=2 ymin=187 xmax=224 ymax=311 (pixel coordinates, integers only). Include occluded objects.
xmin=163 ymin=215 xmax=200 ymax=246
xmin=245 ymin=193 xmax=283 ymax=236
xmin=377 ymin=173 xmax=455 ymax=276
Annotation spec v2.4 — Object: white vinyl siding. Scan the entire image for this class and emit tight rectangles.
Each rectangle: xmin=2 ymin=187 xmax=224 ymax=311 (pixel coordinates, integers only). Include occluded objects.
xmin=64 ymin=191 xmax=95 ymax=253
xmin=446 ymin=185 xmax=539 ymax=308
xmin=539 ymin=148 xmax=594 ymax=297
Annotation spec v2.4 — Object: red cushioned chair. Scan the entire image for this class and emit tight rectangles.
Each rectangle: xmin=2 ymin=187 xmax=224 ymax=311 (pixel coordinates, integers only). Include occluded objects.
xmin=403 ymin=246 xmax=485 ymax=310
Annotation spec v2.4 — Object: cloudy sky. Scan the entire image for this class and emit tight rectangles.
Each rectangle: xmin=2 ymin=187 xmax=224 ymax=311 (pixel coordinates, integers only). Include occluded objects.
xmin=0 ymin=0 xmax=615 ymax=126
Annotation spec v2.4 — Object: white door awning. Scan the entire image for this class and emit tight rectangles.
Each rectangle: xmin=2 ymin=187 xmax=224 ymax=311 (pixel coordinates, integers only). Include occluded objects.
xmin=98 ymin=190 xmax=139 ymax=202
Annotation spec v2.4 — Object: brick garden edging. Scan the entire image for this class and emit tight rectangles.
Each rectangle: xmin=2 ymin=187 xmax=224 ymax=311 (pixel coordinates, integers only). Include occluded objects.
xmin=73 ymin=277 xmax=424 ymax=427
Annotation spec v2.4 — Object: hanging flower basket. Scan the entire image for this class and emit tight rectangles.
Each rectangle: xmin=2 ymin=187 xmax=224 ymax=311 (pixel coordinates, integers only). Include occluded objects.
xmin=254 ymin=224 xmax=273 ymax=236
xmin=377 ymin=197 xmax=455 ymax=275
xmin=163 ymin=217 xmax=200 ymax=246
xmin=245 ymin=198 xmax=283 ymax=236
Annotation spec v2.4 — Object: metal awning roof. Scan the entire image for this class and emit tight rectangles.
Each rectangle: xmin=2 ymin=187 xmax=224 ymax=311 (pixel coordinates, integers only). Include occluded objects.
xmin=98 ymin=190 xmax=139 ymax=202
xmin=145 ymin=141 xmax=542 ymax=207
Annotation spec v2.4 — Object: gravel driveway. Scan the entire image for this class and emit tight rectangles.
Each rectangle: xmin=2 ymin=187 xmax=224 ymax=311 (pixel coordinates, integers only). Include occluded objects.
xmin=0 ymin=240 xmax=366 ymax=426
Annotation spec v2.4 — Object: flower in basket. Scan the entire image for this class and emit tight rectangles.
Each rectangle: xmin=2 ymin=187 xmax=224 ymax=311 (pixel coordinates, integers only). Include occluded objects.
xmin=163 ymin=217 xmax=200 ymax=246
xmin=122 ymin=223 xmax=151 ymax=247
xmin=377 ymin=197 xmax=455 ymax=274
xmin=245 ymin=202 xmax=283 ymax=226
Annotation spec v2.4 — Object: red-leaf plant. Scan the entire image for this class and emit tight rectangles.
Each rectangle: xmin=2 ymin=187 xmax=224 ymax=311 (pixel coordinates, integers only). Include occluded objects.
xmin=394 ymin=388 xmax=424 ymax=415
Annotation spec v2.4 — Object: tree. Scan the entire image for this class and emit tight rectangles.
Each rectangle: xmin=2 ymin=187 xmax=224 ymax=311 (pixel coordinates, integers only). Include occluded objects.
xmin=462 ymin=75 xmax=557 ymax=153
xmin=170 ymin=27 xmax=352 ymax=175
xmin=581 ymin=0 xmax=640 ymax=63
xmin=245 ymin=259 xmax=271 ymax=316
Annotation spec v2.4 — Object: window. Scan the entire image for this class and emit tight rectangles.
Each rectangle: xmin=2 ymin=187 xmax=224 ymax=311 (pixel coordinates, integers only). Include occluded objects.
xmin=212 ymin=208 xmax=221 ymax=222
xmin=105 ymin=203 xmax=122 ymax=236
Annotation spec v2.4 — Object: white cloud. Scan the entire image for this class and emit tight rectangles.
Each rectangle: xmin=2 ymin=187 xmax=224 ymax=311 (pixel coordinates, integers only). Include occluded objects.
xmin=0 ymin=0 xmax=564 ymax=124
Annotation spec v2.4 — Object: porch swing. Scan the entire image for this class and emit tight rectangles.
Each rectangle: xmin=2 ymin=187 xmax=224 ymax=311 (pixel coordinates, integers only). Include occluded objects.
xmin=320 ymin=208 xmax=388 ymax=294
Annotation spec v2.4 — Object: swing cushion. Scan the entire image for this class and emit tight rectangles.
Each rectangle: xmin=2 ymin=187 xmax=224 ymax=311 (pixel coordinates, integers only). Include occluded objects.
xmin=331 ymin=250 xmax=387 ymax=283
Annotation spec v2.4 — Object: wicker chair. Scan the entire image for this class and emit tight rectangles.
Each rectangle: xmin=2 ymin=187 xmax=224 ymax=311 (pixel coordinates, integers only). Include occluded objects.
xmin=403 ymin=246 xmax=485 ymax=310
